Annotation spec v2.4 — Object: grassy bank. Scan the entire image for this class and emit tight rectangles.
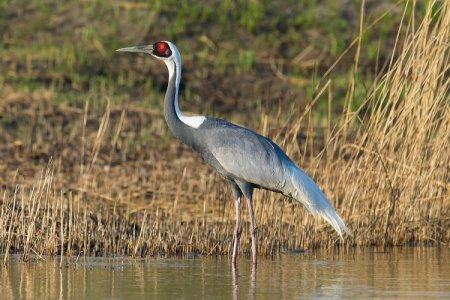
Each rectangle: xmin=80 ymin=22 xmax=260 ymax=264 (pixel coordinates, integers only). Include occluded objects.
xmin=0 ymin=0 xmax=449 ymax=259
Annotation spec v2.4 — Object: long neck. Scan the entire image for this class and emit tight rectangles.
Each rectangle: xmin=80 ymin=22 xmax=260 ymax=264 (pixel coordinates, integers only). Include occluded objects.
xmin=163 ymin=58 xmax=196 ymax=147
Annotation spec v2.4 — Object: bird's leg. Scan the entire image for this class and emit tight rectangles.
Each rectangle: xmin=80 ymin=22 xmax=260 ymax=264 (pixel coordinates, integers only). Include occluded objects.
xmin=245 ymin=197 xmax=258 ymax=265
xmin=232 ymin=197 xmax=242 ymax=266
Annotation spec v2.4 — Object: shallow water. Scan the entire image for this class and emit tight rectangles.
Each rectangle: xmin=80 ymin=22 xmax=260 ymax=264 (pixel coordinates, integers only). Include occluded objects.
xmin=0 ymin=248 xmax=448 ymax=299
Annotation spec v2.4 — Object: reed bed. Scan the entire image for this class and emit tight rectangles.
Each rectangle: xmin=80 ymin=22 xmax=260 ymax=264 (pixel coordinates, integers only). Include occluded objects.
xmin=0 ymin=1 xmax=449 ymax=259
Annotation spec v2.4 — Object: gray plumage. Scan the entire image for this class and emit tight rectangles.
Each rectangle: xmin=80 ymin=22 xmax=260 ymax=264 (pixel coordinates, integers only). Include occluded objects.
xmin=117 ymin=41 xmax=351 ymax=265
xmin=188 ymin=117 xmax=350 ymax=238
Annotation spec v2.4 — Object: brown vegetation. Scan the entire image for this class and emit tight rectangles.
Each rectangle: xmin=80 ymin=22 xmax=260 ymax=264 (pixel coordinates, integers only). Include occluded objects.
xmin=0 ymin=1 xmax=448 ymax=259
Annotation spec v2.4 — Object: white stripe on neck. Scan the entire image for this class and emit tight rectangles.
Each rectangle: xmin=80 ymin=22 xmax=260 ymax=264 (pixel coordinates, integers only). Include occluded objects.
xmin=164 ymin=55 xmax=205 ymax=129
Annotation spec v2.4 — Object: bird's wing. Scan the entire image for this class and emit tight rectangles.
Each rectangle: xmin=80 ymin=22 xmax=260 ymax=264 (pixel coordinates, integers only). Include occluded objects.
xmin=202 ymin=119 xmax=291 ymax=191
xmin=201 ymin=118 xmax=351 ymax=237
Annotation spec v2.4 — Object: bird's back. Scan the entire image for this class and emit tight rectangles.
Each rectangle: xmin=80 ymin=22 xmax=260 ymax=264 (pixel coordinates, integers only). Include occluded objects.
xmin=191 ymin=117 xmax=351 ymax=237
xmin=192 ymin=117 xmax=292 ymax=192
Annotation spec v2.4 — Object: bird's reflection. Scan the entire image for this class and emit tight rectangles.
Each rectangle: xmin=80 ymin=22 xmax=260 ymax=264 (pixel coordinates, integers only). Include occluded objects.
xmin=232 ymin=263 xmax=257 ymax=300
xmin=249 ymin=264 xmax=256 ymax=299
xmin=232 ymin=264 xmax=239 ymax=300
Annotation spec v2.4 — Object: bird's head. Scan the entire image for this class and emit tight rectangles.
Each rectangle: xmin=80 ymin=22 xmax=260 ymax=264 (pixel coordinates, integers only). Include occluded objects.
xmin=116 ymin=41 xmax=180 ymax=62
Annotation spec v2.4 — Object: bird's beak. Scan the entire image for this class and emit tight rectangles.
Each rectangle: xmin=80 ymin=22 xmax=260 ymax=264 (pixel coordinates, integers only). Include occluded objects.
xmin=116 ymin=45 xmax=153 ymax=54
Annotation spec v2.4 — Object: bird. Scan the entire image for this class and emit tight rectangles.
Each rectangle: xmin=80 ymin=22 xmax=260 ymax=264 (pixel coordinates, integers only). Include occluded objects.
xmin=116 ymin=41 xmax=351 ymax=266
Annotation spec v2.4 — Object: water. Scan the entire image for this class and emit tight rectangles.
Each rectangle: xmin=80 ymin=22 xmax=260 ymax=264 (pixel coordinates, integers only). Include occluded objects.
xmin=1 ymin=248 xmax=448 ymax=299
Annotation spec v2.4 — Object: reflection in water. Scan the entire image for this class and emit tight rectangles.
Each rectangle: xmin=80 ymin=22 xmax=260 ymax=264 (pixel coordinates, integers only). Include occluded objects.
xmin=250 ymin=263 xmax=256 ymax=299
xmin=0 ymin=248 xmax=449 ymax=299
xmin=232 ymin=264 xmax=239 ymax=300
xmin=232 ymin=263 xmax=256 ymax=300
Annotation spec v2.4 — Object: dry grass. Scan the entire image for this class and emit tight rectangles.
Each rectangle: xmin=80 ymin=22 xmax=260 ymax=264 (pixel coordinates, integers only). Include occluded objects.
xmin=0 ymin=1 xmax=449 ymax=260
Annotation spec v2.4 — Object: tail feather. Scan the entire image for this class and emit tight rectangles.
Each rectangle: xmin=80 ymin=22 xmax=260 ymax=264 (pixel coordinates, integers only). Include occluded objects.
xmin=286 ymin=165 xmax=352 ymax=238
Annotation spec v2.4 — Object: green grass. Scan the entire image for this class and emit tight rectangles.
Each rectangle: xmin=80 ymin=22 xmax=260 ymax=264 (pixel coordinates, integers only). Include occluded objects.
xmin=1 ymin=0 xmax=422 ymax=124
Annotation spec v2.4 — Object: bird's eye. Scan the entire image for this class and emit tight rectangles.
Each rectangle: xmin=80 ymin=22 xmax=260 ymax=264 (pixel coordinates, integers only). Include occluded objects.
xmin=153 ymin=42 xmax=172 ymax=57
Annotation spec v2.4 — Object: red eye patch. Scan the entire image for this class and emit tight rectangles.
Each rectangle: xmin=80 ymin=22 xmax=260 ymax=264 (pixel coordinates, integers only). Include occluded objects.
xmin=154 ymin=42 xmax=172 ymax=57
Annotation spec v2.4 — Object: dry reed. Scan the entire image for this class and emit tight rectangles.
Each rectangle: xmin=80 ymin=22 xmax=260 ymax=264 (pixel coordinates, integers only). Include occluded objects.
xmin=0 ymin=1 xmax=448 ymax=259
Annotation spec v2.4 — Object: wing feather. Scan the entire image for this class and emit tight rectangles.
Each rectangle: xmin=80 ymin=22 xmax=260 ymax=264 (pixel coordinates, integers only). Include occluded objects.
xmin=198 ymin=118 xmax=351 ymax=238
xmin=204 ymin=121 xmax=288 ymax=191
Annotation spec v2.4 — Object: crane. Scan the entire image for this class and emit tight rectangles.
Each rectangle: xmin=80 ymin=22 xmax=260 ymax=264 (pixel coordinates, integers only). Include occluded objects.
xmin=117 ymin=41 xmax=351 ymax=266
